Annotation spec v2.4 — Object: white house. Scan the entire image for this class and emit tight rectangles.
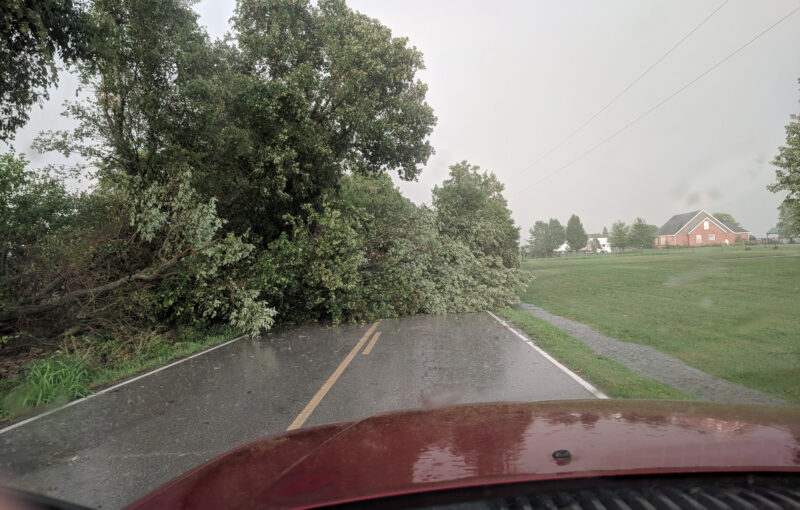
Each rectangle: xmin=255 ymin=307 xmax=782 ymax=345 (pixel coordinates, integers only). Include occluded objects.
xmin=554 ymin=242 xmax=570 ymax=254
xmin=582 ymin=234 xmax=611 ymax=254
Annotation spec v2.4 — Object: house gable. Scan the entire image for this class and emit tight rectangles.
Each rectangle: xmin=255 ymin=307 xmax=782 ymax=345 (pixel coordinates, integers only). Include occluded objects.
xmin=653 ymin=210 xmax=750 ymax=248
xmin=681 ymin=211 xmax=731 ymax=236
xmin=655 ymin=210 xmax=743 ymax=237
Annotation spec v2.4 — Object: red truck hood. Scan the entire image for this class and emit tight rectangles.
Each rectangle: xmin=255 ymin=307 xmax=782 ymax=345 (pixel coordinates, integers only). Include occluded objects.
xmin=126 ymin=400 xmax=800 ymax=509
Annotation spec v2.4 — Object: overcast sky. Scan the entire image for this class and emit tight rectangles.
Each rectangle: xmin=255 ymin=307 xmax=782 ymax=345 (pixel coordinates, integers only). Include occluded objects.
xmin=7 ymin=0 xmax=800 ymax=235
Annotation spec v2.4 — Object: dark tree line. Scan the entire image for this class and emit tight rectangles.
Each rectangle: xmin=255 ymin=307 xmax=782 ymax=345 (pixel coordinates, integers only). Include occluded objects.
xmin=608 ymin=218 xmax=658 ymax=251
xmin=525 ymin=214 xmax=588 ymax=257
xmin=525 ymin=214 xmax=659 ymax=256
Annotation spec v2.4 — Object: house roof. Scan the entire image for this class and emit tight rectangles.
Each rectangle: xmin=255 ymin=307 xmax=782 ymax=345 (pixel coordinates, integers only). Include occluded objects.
xmin=719 ymin=220 xmax=749 ymax=233
xmin=767 ymin=226 xmax=779 ymax=235
xmin=653 ymin=210 xmax=700 ymax=236
xmin=654 ymin=210 xmax=750 ymax=236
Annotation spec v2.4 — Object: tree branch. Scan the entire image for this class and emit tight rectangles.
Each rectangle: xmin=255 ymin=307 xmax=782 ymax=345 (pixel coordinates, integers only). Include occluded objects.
xmin=26 ymin=276 xmax=64 ymax=304
xmin=0 ymin=251 xmax=188 ymax=322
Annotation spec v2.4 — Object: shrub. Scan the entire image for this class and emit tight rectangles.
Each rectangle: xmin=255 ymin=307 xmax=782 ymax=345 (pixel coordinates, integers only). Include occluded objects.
xmin=257 ymin=204 xmax=367 ymax=325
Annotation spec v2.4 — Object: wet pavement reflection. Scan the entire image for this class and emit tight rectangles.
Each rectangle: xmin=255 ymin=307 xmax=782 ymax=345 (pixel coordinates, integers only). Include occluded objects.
xmin=0 ymin=311 xmax=595 ymax=508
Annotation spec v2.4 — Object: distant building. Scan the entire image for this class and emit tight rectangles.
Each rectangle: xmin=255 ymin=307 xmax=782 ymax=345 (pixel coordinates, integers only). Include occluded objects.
xmin=653 ymin=210 xmax=749 ymax=248
xmin=582 ymin=234 xmax=611 ymax=253
xmin=766 ymin=226 xmax=791 ymax=244
xmin=554 ymin=242 xmax=570 ymax=254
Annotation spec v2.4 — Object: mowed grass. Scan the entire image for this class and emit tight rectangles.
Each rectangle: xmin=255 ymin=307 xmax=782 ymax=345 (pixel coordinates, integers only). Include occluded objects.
xmin=497 ymin=307 xmax=693 ymax=400
xmin=520 ymin=244 xmax=800 ymax=404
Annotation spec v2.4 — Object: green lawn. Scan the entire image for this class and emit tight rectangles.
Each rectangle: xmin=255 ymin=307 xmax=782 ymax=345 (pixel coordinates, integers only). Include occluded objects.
xmin=519 ymin=244 xmax=800 ymax=404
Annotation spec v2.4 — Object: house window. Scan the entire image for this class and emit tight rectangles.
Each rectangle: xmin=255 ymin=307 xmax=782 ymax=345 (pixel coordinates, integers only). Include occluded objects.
xmin=696 ymin=234 xmax=702 ymax=244
xmin=661 ymin=236 xmax=667 ymax=245
xmin=708 ymin=233 xmax=715 ymax=241
xmin=703 ymin=221 xmax=709 ymax=230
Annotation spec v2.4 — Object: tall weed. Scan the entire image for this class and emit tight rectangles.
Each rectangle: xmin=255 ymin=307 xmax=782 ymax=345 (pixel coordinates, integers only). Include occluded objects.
xmin=2 ymin=355 xmax=94 ymax=416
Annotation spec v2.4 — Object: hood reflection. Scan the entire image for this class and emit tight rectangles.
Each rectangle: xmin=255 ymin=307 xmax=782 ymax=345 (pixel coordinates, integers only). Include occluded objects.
xmin=401 ymin=404 xmax=797 ymax=486
xmin=257 ymin=401 xmax=800 ymax=508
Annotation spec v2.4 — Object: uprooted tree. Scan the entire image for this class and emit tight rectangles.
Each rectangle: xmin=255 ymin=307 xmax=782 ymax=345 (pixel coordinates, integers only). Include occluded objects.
xmin=0 ymin=158 xmax=275 ymax=339
xmin=1 ymin=0 xmax=527 ymax=362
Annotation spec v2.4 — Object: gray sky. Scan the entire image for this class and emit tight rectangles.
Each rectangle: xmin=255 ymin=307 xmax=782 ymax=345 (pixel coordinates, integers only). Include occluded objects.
xmin=7 ymin=0 xmax=800 ymax=235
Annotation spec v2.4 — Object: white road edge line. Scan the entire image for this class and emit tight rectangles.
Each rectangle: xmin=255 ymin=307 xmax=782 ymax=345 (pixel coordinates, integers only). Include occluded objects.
xmin=0 ymin=334 xmax=248 ymax=436
xmin=485 ymin=310 xmax=608 ymax=399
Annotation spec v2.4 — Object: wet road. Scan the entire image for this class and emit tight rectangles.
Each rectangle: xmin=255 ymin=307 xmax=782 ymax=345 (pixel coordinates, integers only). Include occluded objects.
xmin=0 ymin=312 xmax=599 ymax=509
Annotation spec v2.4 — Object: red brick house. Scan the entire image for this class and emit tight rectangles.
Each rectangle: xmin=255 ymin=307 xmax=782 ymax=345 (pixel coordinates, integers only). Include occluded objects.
xmin=653 ymin=210 xmax=749 ymax=248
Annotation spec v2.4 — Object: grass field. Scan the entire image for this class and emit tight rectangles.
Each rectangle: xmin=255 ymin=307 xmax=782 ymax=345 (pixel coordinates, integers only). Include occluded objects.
xmin=519 ymin=244 xmax=800 ymax=404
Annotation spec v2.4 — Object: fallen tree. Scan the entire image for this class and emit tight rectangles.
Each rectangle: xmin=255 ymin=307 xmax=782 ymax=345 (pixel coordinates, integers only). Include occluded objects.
xmin=0 ymin=167 xmax=276 ymax=339
xmin=0 ymin=250 xmax=186 ymax=322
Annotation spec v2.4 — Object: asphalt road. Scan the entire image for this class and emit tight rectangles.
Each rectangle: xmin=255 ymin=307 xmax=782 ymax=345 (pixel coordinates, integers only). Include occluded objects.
xmin=0 ymin=311 xmax=599 ymax=509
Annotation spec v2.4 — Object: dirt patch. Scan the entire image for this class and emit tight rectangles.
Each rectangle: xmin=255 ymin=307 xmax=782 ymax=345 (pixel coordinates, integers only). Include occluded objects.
xmin=0 ymin=344 xmax=56 ymax=380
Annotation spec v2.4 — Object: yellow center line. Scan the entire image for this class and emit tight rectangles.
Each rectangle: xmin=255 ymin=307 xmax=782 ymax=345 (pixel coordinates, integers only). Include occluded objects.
xmin=362 ymin=331 xmax=381 ymax=355
xmin=286 ymin=320 xmax=381 ymax=431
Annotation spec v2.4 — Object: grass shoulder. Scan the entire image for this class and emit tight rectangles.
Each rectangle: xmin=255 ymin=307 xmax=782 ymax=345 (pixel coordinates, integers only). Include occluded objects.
xmin=0 ymin=325 xmax=242 ymax=422
xmin=496 ymin=307 xmax=693 ymax=400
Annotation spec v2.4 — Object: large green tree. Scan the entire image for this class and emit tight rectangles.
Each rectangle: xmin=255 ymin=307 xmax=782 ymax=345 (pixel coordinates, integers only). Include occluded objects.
xmin=0 ymin=0 xmax=94 ymax=141
xmin=36 ymin=0 xmax=221 ymax=185
xmin=212 ymin=0 xmax=436 ymax=242
xmin=777 ymin=201 xmax=800 ymax=242
xmin=565 ymin=214 xmax=588 ymax=253
xmin=526 ymin=218 xmax=565 ymax=258
xmin=609 ymin=220 xmax=630 ymax=251
xmin=768 ymin=76 xmax=800 ymax=244
xmin=768 ymin=77 xmax=800 ymax=202
xmin=0 ymin=153 xmax=76 ymax=278
xmin=432 ymin=161 xmax=520 ymax=268
xmin=550 ymin=218 xmax=566 ymax=249
xmin=38 ymin=0 xmax=436 ymax=245
xmin=629 ymin=217 xmax=657 ymax=249
xmin=713 ymin=212 xmax=742 ymax=229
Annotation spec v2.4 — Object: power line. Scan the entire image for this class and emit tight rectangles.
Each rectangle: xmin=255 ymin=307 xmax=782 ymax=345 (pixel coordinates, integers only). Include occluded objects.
xmin=507 ymin=0 xmax=729 ymax=183
xmin=511 ymin=3 xmax=800 ymax=197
